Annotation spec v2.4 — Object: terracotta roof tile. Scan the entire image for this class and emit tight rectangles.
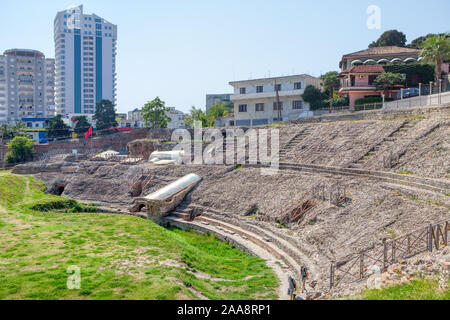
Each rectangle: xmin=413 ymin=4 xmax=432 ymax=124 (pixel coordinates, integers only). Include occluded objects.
xmin=343 ymin=46 xmax=421 ymax=58
xmin=341 ymin=65 xmax=385 ymax=74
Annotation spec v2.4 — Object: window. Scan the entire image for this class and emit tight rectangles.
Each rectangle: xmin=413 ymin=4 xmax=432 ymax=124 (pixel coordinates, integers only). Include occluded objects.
xmin=273 ymin=102 xmax=283 ymax=110
xmin=293 ymin=100 xmax=303 ymax=109
xmin=294 ymin=82 xmax=302 ymax=90
xmin=275 ymin=84 xmax=282 ymax=91
xmin=239 ymin=87 xmax=246 ymax=94
xmin=238 ymin=104 xmax=247 ymax=112
xmin=256 ymin=86 xmax=263 ymax=93
xmin=255 ymin=103 xmax=264 ymax=111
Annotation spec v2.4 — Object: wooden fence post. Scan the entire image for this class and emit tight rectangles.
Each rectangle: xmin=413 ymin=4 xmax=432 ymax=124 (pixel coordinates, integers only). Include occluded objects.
xmin=392 ymin=240 xmax=396 ymax=263
xmin=445 ymin=222 xmax=448 ymax=246
xmin=436 ymin=225 xmax=440 ymax=251
xmin=330 ymin=261 xmax=335 ymax=289
xmin=407 ymin=234 xmax=411 ymax=255
xmin=383 ymin=238 xmax=388 ymax=270
xmin=359 ymin=252 xmax=364 ymax=279
xmin=428 ymin=225 xmax=433 ymax=253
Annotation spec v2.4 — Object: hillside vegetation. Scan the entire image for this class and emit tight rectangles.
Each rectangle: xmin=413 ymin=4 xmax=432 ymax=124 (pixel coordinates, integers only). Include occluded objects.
xmin=0 ymin=172 xmax=278 ymax=300
xmin=353 ymin=278 xmax=450 ymax=300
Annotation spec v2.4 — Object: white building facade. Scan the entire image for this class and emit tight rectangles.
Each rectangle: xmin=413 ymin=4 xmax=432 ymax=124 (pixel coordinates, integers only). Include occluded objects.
xmin=126 ymin=107 xmax=185 ymax=129
xmin=0 ymin=49 xmax=55 ymax=123
xmin=54 ymin=5 xmax=117 ymax=116
xmin=166 ymin=107 xmax=186 ymax=129
xmin=230 ymin=74 xmax=322 ymax=126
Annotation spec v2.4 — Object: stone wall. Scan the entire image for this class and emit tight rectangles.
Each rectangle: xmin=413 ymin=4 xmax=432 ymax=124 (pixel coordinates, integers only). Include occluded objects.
xmin=290 ymin=104 xmax=450 ymax=125
xmin=127 ymin=139 xmax=155 ymax=160
xmin=0 ymin=128 xmax=150 ymax=163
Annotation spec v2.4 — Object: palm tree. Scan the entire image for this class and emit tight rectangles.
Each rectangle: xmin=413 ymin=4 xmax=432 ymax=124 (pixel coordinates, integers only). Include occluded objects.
xmin=420 ymin=34 xmax=450 ymax=90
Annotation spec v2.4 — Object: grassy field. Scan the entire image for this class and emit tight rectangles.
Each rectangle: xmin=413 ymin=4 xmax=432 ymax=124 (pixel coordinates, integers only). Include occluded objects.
xmin=353 ymin=278 xmax=450 ymax=300
xmin=0 ymin=172 xmax=278 ymax=300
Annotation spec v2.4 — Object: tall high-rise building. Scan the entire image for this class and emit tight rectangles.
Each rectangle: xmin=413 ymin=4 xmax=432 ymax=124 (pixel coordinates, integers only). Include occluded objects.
xmin=54 ymin=5 xmax=117 ymax=115
xmin=0 ymin=49 xmax=55 ymax=123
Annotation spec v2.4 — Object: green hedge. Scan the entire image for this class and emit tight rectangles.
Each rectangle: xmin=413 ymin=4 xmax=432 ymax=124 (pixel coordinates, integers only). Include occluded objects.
xmin=31 ymin=199 xmax=97 ymax=213
xmin=355 ymin=97 xmax=394 ymax=105
xmin=383 ymin=63 xmax=434 ymax=86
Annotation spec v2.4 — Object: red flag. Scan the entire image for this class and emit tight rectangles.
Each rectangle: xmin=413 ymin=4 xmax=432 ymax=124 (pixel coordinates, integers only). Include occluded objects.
xmin=84 ymin=126 xmax=92 ymax=139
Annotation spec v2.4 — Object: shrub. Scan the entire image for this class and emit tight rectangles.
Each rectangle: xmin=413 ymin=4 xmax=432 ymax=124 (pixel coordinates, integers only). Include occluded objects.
xmin=31 ymin=199 xmax=78 ymax=211
xmin=4 ymin=136 xmax=34 ymax=165
xmin=31 ymin=199 xmax=97 ymax=213
xmin=4 ymin=151 xmax=17 ymax=165
xmin=383 ymin=63 xmax=434 ymax=86
xmin=327 ymin=95 xmax=350 ymax=108
xmin=302 ymin=85 xmax=327 ymax=110
xmin=355 ymin=97 xmax=394 ymax=105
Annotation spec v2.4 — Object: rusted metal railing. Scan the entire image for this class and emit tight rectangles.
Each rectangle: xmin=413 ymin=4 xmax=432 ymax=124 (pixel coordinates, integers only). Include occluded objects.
xmin=330 ymin=220 xmax=449 ymax=289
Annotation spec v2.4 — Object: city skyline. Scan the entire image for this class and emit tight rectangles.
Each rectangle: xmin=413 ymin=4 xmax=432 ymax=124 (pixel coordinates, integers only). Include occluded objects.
xmin=1 ymin=0 xmax=449 ymax=114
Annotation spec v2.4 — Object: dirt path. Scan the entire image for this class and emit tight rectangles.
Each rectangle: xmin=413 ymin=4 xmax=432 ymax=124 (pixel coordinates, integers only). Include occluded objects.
xmin=0 ymin=205 xmax=6 ymax=213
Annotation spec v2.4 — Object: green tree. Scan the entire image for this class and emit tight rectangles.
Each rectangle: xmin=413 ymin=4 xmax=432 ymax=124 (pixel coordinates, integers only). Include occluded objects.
xmin=93 ymin=99 xmax=118 ymax=131
xmin=46 ymin=115 xmax=71 ymax=140
xmin=383 ymin=63 xmax=435 ymax=86
xmin=4 ymin=136 xmax=34 ymax=165
xmin=420 ymin=34 xmax=450 ymax=85
xmin=184 ymin=106 xmax=211 ymax=128
xmin=0 ymin=122 xmax=26 ymax=141
xmin=73 ymin=116 xmax=92 ymax=135
xmin=141 ymin=97 xmax=172 ymax=129
xmin=369 ymin=30 xmax=407 ymax=48
xmin=327 ymin=95 xmax=349 ymax=108
xmin=321 ymin=71 xmax=341 ymax=98
xmin=204 ymin=102 xmax=229 ymax=127
xmin=302 ymin=85 xmax=326 ymax=110
xmin=407 ymin=33 xmax=449 ymax=49
xmin=373 ymin=72 xmax=406 ymax=94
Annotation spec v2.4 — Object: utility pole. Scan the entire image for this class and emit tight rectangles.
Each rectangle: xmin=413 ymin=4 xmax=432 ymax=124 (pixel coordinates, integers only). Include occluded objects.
xmin=275 ymin=79 xmax=282 ymax=121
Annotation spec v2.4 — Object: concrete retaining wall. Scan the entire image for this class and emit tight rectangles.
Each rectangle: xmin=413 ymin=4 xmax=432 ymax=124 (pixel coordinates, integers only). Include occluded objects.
xmin=290 ymin=105 xmax=450 ymax=125
xmin=384 ymin=91 xmax=450 ymax=110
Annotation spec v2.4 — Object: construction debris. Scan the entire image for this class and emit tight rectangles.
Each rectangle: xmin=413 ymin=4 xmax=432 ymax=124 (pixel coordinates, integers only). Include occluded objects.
xmin=92 ymin=150 xmax=120 ymax=160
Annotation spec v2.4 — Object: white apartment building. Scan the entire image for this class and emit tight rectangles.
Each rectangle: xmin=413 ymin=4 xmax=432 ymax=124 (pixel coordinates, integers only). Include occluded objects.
xmin=54 ymin=5 xmax=117 ymax=116
xmin=0 ymin=49 xmax=55 ymax=123
xmin=166 ymin=107 xmax=186 ymax=129
xmin=127 ymin=107 xmax=185 ymax=129
xmin=230 ymin=74 xmax=322 ymax=126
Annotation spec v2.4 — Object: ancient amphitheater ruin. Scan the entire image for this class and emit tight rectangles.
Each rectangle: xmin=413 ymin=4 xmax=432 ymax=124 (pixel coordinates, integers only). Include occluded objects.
xmin=12 ymin=105 xmax=450 ymax=299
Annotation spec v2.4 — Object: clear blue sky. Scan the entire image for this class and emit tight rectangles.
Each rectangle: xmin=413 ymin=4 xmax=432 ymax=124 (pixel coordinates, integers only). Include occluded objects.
xmin=1 ymin=0 xmax=449 ymax=114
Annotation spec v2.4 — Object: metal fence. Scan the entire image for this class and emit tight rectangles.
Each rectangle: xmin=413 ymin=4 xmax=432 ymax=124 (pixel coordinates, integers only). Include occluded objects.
xmin=313 ymin=106 xmax=350 ymax=116
xmin=383 ymin=150 xmax=400 ymax=169
xmin=355 ymin=103 xmax=383 ymax=112
xmin=383 ymin=83 xmax=450 ymax=110
xmin=90 ymin=152 xmax=143 ymax=164
xmin=329 ymin=220 xmax=449 ymax=289
xmin=312 ymin=182 xmax=347 ymax=206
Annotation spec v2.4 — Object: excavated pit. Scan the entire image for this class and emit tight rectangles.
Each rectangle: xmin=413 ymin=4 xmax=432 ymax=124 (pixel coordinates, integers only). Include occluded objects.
xmin=13 ymin=109 xmax=450 ymax=298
